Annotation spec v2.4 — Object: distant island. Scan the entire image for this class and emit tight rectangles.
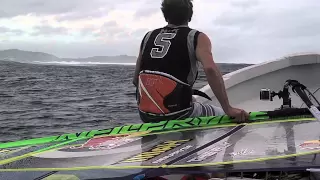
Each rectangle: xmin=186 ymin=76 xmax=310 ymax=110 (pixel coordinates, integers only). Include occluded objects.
xmin=0 ymin=49 xmax=253 ymax=69
xmin=0 ymin=49 xmax=137 ymax=64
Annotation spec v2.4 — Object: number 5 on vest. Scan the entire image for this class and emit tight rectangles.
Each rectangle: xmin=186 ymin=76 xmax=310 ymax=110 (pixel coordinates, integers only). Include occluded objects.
xmin=150 ymin=32 xmax=176 ymax=58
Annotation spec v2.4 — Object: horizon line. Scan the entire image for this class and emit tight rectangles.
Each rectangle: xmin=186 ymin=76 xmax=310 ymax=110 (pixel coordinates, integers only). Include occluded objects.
xmin=0 ymin=48 xmax=254 ymax=65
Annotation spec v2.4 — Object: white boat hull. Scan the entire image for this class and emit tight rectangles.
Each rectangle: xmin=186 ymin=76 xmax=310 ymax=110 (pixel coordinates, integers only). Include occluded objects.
xmin=197 ymin=53 xmax=320 ymax=112
xmin=166 ymin=53 xmax=320 ymax=180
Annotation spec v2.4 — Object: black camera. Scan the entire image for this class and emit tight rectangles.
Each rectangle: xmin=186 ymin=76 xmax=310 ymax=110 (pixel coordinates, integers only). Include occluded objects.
xmin=260 ymin=88 xmax=273 ymax=101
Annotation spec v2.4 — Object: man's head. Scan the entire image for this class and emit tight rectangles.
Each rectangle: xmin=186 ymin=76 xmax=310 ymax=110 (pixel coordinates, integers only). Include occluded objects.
xmin=161 ymin=0 xmax=193 ymax=26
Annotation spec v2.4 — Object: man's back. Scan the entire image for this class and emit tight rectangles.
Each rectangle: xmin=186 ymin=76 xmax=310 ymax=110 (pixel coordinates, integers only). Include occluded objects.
xmin=133 ymin=0 xmax=249 ymax=124
xmin=140 ymin=25 xmax=200 ymax=86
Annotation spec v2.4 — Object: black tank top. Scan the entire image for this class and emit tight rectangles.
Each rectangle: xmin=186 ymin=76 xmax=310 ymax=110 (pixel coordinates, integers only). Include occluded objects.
xmin=140 ymin=25 xmax=201 ymax=86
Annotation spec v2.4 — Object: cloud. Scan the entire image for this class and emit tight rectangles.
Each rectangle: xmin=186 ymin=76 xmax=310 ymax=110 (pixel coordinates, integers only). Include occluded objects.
xmin=80 ymin=25 xmax=99 ymax=36
xmin=205 ymin=0 xmax=320 ymax=63
xmin=55 ymin=7 xmax=114 ymax=22
xmin=31 ymin=25 xmax=69 ymax=36
xmin=134 ymin=7 xmax=159 ymax=19
xmin=94 ymin=21 xmax=124 ymax=40
xmin=0 ymin=0 xmax=114 ymax=18
xmin=1 ymin=0 xmax=320 ymax=63
xmin=133 ymin=0 xmax=162 ymax=20
xmin=230 ymin=0 xmax=260 ymax=9
xmin=0 ymin=26 xmax=24 ymax=35
xmin=131 ymin=28 xmax=149 ymax=38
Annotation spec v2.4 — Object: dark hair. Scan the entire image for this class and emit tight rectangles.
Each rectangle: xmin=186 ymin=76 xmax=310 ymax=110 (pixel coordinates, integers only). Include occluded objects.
xmin=161 ymin=0 xmax=193 ymax=26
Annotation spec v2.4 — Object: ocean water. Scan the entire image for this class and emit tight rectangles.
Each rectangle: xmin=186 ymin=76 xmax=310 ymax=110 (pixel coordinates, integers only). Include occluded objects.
xmin=0 ymin=61 xmax=250 ymax=143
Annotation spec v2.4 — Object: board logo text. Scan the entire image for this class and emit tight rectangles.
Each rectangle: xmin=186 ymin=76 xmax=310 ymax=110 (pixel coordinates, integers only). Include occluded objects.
xmin=299 ymin=140 xmax=320 ymax=150
xmin=122 ymin=139 xmax=191 ymax=163
xmin=187 ymin=142 xmax=231 ymax=162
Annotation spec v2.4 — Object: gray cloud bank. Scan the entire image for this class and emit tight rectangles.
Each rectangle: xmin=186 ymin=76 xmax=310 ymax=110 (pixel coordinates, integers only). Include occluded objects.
xmin=206 ymin=0 xmax=320 ymax=63
xmin=0 ymin=26 xmax=24 ymax=35
xmin=31 ymin=25 xmax=69 ymax=36
xmin=1 ymin=0 xmax=320 ymax=63
xmin=0 ymin=0 xmax=121 ymax=20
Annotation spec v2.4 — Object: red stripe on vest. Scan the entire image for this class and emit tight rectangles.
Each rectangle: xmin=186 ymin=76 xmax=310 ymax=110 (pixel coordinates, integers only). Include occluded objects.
xmin=139 ymin=73 xmax=177 ymax=114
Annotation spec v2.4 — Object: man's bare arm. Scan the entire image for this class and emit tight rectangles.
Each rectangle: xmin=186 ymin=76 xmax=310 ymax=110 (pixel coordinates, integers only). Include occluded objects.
xmin=195 ymin=32 xmax=231 ymax=112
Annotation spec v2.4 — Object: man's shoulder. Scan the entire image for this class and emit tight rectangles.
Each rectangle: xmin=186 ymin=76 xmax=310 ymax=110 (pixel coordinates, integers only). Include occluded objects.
xmin=188 ymin=27 xmax=203 ymax=33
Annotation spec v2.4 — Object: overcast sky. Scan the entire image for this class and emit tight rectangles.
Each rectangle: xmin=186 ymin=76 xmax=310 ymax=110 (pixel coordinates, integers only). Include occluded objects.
xmin=0 ymin=0 xmax=320 ymax=63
